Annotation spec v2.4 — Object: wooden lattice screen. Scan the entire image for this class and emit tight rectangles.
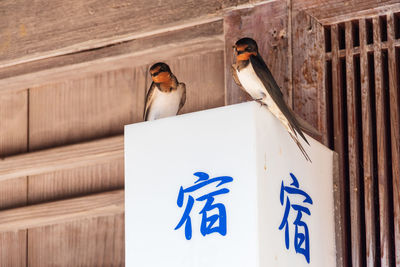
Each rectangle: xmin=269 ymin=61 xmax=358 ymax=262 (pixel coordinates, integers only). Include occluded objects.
xmin=324 ymin=12 xmax=400 ymax=267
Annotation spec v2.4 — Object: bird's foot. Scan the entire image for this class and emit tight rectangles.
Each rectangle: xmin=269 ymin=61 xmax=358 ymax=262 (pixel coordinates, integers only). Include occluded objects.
xmin=255 ymin=99 xmax=267 ymax=108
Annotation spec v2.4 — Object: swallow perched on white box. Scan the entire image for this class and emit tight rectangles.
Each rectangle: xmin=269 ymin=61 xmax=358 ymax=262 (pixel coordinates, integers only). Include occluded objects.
xmin=232 ymin=37 xmax=311 ymax=161
xmin=144 ymin=62 xmax=186 ymax=121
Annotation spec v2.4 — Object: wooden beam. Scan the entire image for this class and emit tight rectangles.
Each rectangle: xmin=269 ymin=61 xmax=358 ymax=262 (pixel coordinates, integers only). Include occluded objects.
xmin=0 ymin=0 xmax=265 ymax=68
xmin=0 ymin=135 xmax=123 ymax=182
xmin=0 ymin=20 xmax=224 ymax=94
xmin=325 ymin=40 xmax=400 ymax=61
xmin=293 ymin=0 xmax=400 ymax=25
xmin=0 ymin=190 xmax=124 ymax=232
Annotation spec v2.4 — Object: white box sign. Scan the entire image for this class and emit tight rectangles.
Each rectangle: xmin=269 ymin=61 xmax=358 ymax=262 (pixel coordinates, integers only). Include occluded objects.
xmin=125 ymin=102 xmax=337 ymax=267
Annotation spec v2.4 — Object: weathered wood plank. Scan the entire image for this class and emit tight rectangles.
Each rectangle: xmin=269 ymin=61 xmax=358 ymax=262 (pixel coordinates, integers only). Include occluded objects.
xmin=373 ymin=16 xmax=391 ymax=267
xmin=224 ymin=1 xmax=291 ymax=105
xmin=359 ymin=18 xmax=377 ymax=267
xmin=28 ymin=214 xmax=124 ymax=267
xmin=293 ymin=0 xmax=400 ymax=25
xmin=0 ymin=0 xmax=255 ymax=68
xmin=387 ymin=13 xmax=400 ymax=266
xmin=28 ymin=67 xmax=144 ymax=151
xmin=28 ymin=159 xmax=124 ymax=205
xmin=345 ymin=21 xmax=363 ymax=267
xmin=292 ymin=10 xmax=325 ymax=140
xmin=0 ymin=91 xmax=27 ymax=157
xmin=331 ymin=24 xmax=350 ymax=267
xmin=0 ymin=178 xmax=27 ymax=210
xmin=0 ymin=20 xmax=224 ymax=94
xmin=0 ymin=190 xmax=123 ymax=232
xmin=0 ymin=135 xmax=123 ymax=182
xmin=0 ymin=230 xmax=26 ymax=267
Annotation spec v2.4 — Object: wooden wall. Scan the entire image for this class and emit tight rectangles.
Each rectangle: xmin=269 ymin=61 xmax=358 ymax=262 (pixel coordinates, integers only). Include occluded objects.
xmin=0 ymin=0 xmax=399 ymax=266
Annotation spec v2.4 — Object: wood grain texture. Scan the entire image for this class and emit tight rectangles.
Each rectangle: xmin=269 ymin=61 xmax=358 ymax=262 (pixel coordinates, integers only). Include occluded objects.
xmin=292 ymin=10 xmax=325 ymax=138
xmin=387 ymin=12 xmax=400 ymax=266
xmin=0 ymin=90 xmax=27 ymax=157
xmin=29 ymin=67 xmax=145 ymax=151
xmin=344 ymin=21 xmax=363 ymax=267
xmin=224 ymin=1 xmax=291 ymax=105
xmin=359 ymin=18 xmax=377 ymax=267
xmin=0 ymin=178 xmax=27 ymax=210
xmin=160 ymin=50 xmax=225 ymax=115
xmin=330 ymin=24 xmax=350 ymax=267
xmin=0 ymin=135 xmax=123 ymax=182
xmin=0 ymin=0 xmax=253 ymax=68
xmin=28 ymin=214 xmax=124 ymax=267
xmin=0 ymin=20 xmax=223 ymax=94
xmin=0 ymin=91 xmax=28 ymax=209
xmin=0 ymin=190 xmax=123 ymax=232
xmin=0 ymin=230 xmax=26 ymax=267
xmin=28 ymin=159 xmax=124 ymax=205
xmin=372 ymin=16 xmax=391 ymax=267
xmin=0 ymin=89 xmax=27 ymax=264
xmin=293 ymin=0 xmax=400 ymax=24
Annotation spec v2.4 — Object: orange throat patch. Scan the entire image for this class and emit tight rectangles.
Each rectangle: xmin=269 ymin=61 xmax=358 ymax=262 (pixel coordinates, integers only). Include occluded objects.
xmin=152 ymin=72 xmax=175 ymax=92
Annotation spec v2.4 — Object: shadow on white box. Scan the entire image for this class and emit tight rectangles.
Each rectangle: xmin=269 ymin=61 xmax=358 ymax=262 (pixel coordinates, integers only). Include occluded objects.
xmin=125 ymin=101 xmax=338 ymax=267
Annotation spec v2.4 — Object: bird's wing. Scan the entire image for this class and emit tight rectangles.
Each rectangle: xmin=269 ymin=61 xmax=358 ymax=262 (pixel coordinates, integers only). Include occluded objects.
xmin=250 ymin=55 xmax=309 ymax=145
xmin=143 ymin=82 xmax=157 ymax=121
xmin=178 ymin=82 xmax=186 ymax=113
xmin=231 ymin=64 xmax=248 ymax=94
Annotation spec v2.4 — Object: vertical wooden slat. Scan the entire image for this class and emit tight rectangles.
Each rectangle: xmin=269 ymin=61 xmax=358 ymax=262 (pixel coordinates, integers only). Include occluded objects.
xmin=331 ymin=24 xmax=349 ymax=267
xmin=373 ymin=16 xmax=391 ymax=267
xmin=387 ymin=12 xmax=400 ymax=266
xmin=359 ymin=18 xmax=378 ymax=267
xmin=345 ymin=21 xmax=363 ymax=267
xmin=224 ymin=1 xmax=290 ymax=105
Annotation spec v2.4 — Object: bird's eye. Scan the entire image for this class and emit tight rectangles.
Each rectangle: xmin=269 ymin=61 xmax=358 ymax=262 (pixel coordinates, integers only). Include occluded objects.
xmin=151 ymin=70 xmax=161 ymax=77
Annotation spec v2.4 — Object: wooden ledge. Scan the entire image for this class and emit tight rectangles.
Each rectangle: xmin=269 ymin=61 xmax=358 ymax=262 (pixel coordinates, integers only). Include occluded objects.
xmin=0 ymin=135 xmax=123 ymax=182
xmin=0 ymin=189 xmax=124 ymax=232
xmin=0 ymin=20 xmax=224 ymax=94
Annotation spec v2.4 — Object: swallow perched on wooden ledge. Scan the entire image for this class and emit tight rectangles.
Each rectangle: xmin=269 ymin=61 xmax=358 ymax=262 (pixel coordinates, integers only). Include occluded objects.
xmin=232 ymin=37 xmax=311 ymax=162
xmin=143 ymin=62 xmax=186 ymax=121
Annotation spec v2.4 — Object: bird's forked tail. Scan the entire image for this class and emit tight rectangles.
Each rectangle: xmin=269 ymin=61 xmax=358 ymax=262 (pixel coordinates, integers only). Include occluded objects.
xmin=289 ymin=132 xmax=312 ymax=162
